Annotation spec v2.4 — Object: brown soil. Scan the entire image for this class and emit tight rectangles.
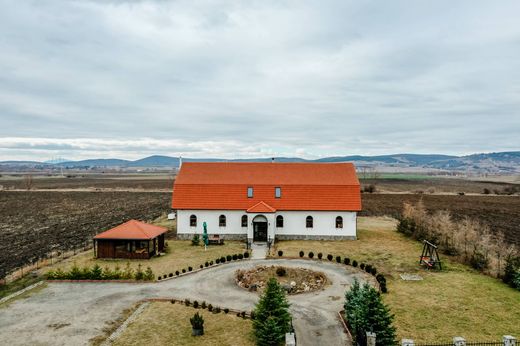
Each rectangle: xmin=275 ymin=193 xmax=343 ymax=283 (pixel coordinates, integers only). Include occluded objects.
xmin=361 ymin=194 xmax=520 ymax=247
xmin=0 ymin=191 xmax=172 ymax=278
xmin=235 ymin=265 xmax=328 ymax=295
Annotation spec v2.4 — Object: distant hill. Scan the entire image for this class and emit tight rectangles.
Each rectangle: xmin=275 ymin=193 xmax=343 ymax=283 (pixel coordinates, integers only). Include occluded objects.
xmin=1 ymin=151 xmax=519 ymax=173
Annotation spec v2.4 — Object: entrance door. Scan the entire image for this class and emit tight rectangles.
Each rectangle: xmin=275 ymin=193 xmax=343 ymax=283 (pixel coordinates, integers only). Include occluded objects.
xmin=253 ymin=222 xmax=268 ymax=242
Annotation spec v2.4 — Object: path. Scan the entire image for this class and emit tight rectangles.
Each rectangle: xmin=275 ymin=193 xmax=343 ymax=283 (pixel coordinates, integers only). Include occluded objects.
xmin=250 ymin=242 xmax=268 ymax=259
xmin=0 ymin=259 xmax=371 ymax=346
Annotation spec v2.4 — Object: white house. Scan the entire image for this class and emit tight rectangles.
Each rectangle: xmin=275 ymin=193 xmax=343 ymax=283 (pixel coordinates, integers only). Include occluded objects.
xmin=172 ymin=162 xmax=361 ymax=242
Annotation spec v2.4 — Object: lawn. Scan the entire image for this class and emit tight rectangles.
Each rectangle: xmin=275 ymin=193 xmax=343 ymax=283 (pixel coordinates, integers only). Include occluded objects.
xmin=273 ymin=217 xmax=520 ymax=342
xmin=42 ymin=240 xmax=247 ymax=279
xmin=112 ymin=301 xmax=255 ymax=346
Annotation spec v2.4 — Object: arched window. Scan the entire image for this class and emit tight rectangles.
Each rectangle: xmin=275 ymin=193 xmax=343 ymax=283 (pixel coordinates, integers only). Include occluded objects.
xmin=336 ymin=216 xmax=343 ymax=229
xmin=190 ymin=214 xmax=197 ymax=227
xmin=306 ymin=216 xmax=313 ymax=228
xmin=219 ymin=214 xmax=226 ymax=227
xmin=241 ymin=215 xmax=248 ymax=227
xmin=276 ymin=215 xmax=284 ymax=228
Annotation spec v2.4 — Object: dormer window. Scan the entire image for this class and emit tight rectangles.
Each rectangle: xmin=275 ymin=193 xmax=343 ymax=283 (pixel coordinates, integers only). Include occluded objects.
xmin=275 ymin=187 xmax=281 ymax=198
xmin=247 ymin=187 xmax=253 ymax=198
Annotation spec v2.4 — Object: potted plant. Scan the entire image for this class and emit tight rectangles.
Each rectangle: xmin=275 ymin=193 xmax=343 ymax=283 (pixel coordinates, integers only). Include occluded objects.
xmin=190 ymin=312 xmax=204 ymax=336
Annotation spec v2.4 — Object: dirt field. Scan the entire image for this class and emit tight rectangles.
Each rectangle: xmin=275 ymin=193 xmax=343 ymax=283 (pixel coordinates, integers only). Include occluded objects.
xmin=361 ymin=194 xmax=520 ymax=246
xmin=0 ymin=174 xmax=174 ymax=190
xmin=0 ymin=191 xmax=171 ymax=278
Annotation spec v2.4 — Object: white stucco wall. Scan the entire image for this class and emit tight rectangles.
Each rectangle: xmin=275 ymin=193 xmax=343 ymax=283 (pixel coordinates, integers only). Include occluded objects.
xmin=177 ymin=209 xmax=357 ymax=239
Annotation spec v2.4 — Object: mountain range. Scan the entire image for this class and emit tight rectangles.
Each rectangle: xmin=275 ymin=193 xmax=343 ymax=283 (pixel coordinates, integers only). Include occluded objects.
xmin=1 ymin=151 xmax=520 ymax=174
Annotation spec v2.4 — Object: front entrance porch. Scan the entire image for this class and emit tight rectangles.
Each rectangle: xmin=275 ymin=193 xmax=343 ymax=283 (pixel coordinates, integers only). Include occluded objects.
xmin=253 ymin=218 xmax=268 ymax=242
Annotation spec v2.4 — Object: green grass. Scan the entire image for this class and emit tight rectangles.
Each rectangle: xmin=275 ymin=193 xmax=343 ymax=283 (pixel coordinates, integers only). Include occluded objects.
xmin=273 ymin=217 xmax=520 ymax=342
xmin=112 ymin=301 xmax=255 ymax=346
xmin=0 ymin=275 xmax=43 ymax=299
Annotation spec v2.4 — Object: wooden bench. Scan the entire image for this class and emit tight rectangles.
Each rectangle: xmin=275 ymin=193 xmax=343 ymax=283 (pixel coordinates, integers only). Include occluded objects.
xmin=208 ymin=234 xmax=224 ymax=245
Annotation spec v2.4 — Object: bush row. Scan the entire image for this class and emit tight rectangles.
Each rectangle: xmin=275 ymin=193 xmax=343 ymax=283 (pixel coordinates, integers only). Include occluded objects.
xmin=46 ymin=263 xmax=154 ymax=281
xmin=277 ymin=250 xmax=387 ymax=293
xmin=176 ymin=298 xmax=251 ymax=319
xmin=158 ymin=251 xmax=250 ymax=281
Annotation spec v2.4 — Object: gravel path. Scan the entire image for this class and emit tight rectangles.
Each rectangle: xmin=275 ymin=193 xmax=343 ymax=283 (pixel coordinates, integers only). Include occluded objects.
xmin=0 ymin=259 xmax=371 ymax=346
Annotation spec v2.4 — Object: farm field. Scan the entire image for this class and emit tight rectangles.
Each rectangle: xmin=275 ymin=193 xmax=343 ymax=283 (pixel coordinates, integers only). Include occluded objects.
xmin=109 ymin=301 xmax=255 ymax=346
xmin=0 ymin=191 xmax=171 ymax=279
xmin=360 ymin=194 xmax=520 ymax=246
xmin=273 ymin=217 xmax=520 ymax=342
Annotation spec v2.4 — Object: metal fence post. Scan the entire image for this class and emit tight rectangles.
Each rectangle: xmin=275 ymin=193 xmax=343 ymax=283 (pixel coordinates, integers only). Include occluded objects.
xmin=366 ymin=332 xmax=376 ymax=346
xmin=504 ymin=335 xmax=517 ymax=346
xmin=402 ymin=339 xmax=414 ymax=346
xmin=453 ymin=337 xmax=466 ymax=346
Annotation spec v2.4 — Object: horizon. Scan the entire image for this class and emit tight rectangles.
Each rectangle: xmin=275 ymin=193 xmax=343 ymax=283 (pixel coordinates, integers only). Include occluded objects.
xmin=1 ymin=1 xmax=519 ymax=161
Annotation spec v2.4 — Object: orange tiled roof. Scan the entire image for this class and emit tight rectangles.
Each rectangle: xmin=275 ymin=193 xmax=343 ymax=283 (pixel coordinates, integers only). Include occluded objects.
xmin=94 ymin=220 xmax=167 ymax=240
xmin=247 ymin=201 xmax=276 ymax=213
xmin=172 ymin=162 xmax=361 ymax=211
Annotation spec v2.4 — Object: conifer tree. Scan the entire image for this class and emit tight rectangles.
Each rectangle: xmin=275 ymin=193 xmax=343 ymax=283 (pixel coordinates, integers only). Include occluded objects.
xmin=253 ymin=277 xmax=292 ymax=346
xmin=344 ymin=280 xmax=396 ymax=346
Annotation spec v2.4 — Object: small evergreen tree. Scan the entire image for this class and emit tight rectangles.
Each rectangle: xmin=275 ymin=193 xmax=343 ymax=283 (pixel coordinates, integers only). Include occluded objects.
xmin=344 ymin=280 xmax=396 ymax=346
xmin=192 ymin=234 xmax=200 ymax=246
xmin=90 ymin=264 xmax=103 ymax=280
xmin=253 ymin=278 xmax=292 ymax=346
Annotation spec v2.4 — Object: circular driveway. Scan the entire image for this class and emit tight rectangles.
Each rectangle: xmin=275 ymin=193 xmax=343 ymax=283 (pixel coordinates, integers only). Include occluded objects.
xmin=0 ymin=259 xmax=373 ymax=346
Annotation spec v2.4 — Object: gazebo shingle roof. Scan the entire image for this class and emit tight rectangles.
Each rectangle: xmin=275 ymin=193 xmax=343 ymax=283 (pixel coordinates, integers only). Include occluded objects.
xmin=94 ymin=220 xmax=167 ymax=240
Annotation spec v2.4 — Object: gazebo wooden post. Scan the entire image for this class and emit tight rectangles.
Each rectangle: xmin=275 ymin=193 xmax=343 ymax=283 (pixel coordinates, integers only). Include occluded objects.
xmin=93 ymin=239 xmax=96 ymax=258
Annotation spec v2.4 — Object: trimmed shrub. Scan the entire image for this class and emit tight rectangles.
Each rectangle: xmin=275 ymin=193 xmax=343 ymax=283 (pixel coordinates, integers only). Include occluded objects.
xmin=243 ymin=252 xmax=250 ymax=258
xmin=278 ymin=250 xmax=283 ymax=257
xmin=205 ymin=262 xmax=209 ymax=267
xmin=299 ymin=251 xmax=304 ymax=258
xmin=344 ymin=257 xmax=350 ymax=265
xmin=241 ymin=311 xmax=246 ymax=318
xmin=220 ymin=256 xmax=226 ymax=263
xmin=188 ymin=266 xmax=193 ymax=272
xmin=365 ymin=264 xmax=372 ymax=273
xmin=193 ymin=300 xmax=199 ymax=308
xmin=163 ymin=274 xmax=167 ymax=280
xmin=224 ymin=308 xmax=229 ymax=314
xmin=201 ymin=301 xmax=207 ymax=309
xmin=327 ymin=254 xmax=333 ymax=261
xmin=215 ymin=306 xmax=221 ymax=313
xmin=208 ymin=304 xmax=213 ymax=312
xmin=318 ymin=253 xmax=323 ymax=259
xmin=168 ymin=273 xmax=173 ymax=278
xmin=175 ymin=270 xmax=180 ymax=276
xmin=336 ymin=256 xmax=341 ymax=263
xmin=276 ymin=267 xmax=287 ymax=277
xmin=352 ymin=260 xmax=358 ymax=267
xmin=250 ymin=311 xmax=256 ymax=320
xmin=238 ymin=253 xmax=244 ymax=260
xmin=308 ymin=252 xmax=314 ymax=259
xmin=158 ymin=276 xmax=162 ymax=280
xmin=182 ymin=268 xmax=186 ymax=273
xmin=233 ymin=254 xmax=238 ymax=260
xmin=191 ymin=234 xmax=200 ymax=246
xmin=360 ymin=263 xmax=365 ymax=270
xmin=371 ymin=267 xmax=377 ymax=275
xmin=226 ymin=255 xmax=232 ymax=261
xmin=209 ymin=261 xmax=214 ymax=265
xmin=216 ymin=258 xmax=221 ymax=264
xmin=200 ymin=265 xmax=203 ymax=269
xmin=185 ymin=298 xmax=191 ymax=306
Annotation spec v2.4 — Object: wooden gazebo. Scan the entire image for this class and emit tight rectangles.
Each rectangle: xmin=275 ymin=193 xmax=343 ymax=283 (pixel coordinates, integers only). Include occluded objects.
xmin=93 ymin=220 xmax=167 ymax=259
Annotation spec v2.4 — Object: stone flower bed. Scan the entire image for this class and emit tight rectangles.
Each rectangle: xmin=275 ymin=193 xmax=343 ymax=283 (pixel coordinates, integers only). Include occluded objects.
xmin=235 ymin=265 xmax=328 ymax=295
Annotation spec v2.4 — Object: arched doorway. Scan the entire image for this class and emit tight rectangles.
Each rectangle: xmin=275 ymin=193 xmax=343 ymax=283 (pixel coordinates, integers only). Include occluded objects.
xmin=252 ymin=215 xmax=268 ymax=242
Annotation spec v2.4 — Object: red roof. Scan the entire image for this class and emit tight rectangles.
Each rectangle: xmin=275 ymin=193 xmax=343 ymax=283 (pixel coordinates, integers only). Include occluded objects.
xmin=94 ymin=220 xmax=167 ymax=240
xmin=172 ymin=162 xmax=361 ymax=211
xmin=247 ymin=201 xmax=276 ymax=213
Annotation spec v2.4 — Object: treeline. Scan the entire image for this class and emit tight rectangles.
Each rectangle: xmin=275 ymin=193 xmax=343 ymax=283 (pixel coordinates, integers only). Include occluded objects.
xmin=46 ymin=263 xmax=154 ymax=281
xmin=397 ymin=201 xmax=520 ymax=289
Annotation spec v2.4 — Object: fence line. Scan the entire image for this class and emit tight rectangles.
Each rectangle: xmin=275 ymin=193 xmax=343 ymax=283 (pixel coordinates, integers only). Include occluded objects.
xmin=1 ymin=241 xmax=93 ymax=284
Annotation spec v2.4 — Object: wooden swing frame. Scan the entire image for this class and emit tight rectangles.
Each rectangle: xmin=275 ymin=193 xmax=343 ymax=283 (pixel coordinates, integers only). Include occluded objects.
xmin=419 ymin=240 xmax=442 ymax=270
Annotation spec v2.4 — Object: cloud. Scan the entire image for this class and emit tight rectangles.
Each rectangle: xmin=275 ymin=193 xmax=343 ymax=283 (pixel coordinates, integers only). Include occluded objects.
xmin=0 ymin=0 xmax=519 ymax=161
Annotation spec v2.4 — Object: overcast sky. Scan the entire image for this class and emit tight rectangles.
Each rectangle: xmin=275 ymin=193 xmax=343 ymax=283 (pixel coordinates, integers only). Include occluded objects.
xmin=1 ymin=0 xmax=519 ymax=161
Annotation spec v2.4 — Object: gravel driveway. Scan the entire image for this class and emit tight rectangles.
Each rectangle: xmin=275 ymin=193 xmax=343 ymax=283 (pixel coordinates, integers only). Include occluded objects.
xmin=0 ymin=259 xmax=371 ymax=346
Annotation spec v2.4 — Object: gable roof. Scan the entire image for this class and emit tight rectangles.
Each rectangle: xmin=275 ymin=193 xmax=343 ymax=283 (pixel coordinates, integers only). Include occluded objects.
xmin=172 ymin=162 xmax=361 ymax=211
xmin=94 ymin=220 xmax=167 ymax=240
xmin=247 ymin=201 xmax=276 ymax=213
